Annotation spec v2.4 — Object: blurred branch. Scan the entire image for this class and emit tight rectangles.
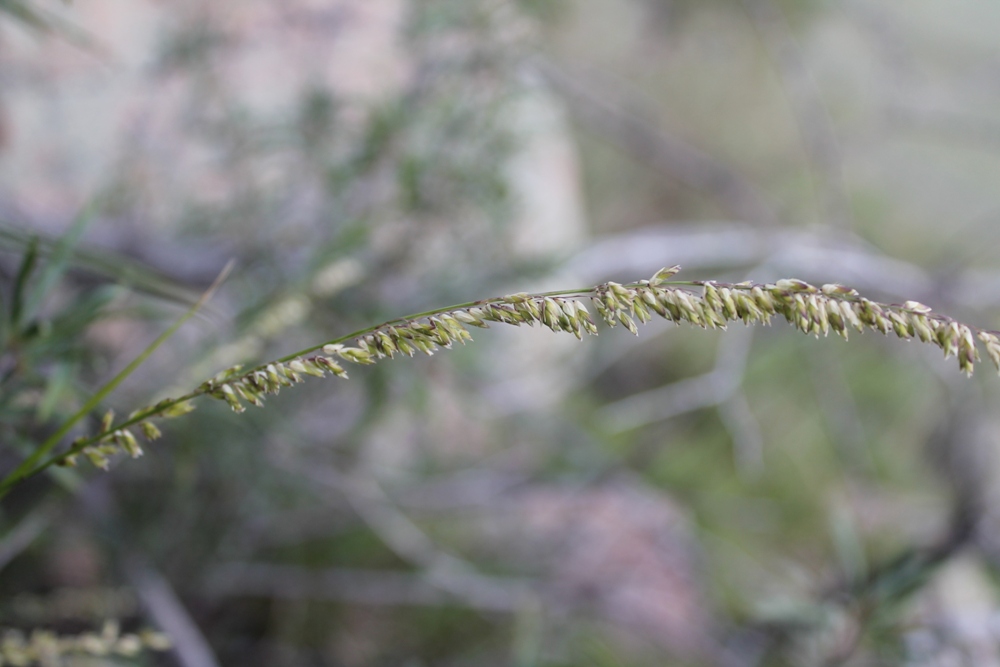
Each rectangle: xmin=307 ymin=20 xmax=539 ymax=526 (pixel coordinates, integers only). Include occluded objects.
xmin=597 ymin=370 xmax=736 ymax=433
xmin=596 ymin=323 xmax=752 ymax=428
xmin=222 ymin=506 xmax=355 ymax=555
xmin=886 ymin=103 xmax=1000 ymax=154
xmin=718 ymin=391 xmax=765 ymax=477
xmin=535 ymin=60 xmax=780 ymax=226
xmin=272 ymin=448 xmax=536 ymax=612
xmin=205 ymin=563 xmax=525 ymax=612
xmin=808 ymin=350 xmax=872 ymax=473
xmin=742 ymin=0 xmax=854 ymax=230
xmin=566 ymin=224 xmax=1000 ymax=309
xmin=714 ymin=328 xmax=762 ymax=476
xmin=81 ymin=482 xmax=221 ymax=667
xmin=395 ymin=469 xmax=530 ymax=512
xmin=121 ymin=552 xmax=221 ymax=667
xmin=845 ymin=1 xmax=920 ymax=90
xmin=597 ymin=319 xmax=762 ymax=475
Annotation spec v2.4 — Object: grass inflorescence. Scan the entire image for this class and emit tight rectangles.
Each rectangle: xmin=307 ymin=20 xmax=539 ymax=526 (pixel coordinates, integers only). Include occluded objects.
xmin=7 ymin=265 xmax=1000 ymax=489
xmin=0 ymin=621 xmax=170 ymax=665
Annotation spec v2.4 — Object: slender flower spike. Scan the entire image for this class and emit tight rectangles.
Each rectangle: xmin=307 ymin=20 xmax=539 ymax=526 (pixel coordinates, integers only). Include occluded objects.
xmin=31 ymin=269 xmax=1000 ymax=483
xmin=0 ymin=625 xmax=171 ymax=663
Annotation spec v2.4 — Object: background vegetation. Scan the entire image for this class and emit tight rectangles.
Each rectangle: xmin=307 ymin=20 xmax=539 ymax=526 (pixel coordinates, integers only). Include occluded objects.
xmin=2 ymin=1 xmax=1000 ymax=665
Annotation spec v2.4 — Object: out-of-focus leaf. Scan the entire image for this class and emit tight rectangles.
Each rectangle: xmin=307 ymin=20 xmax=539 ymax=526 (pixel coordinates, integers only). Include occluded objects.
xmin=0 ymin=224 xmax=201 ymax=308
xmin=0 ymin=0 xmax=104 ymax=51
xmin=9 ymin=236 xmax=37 ymax=332
xmin=830 ymin=507 xmax=868 ymax=584
xmin=0 ymin=0 xmax=53 ymax=32
xmin=42 ymin=285 xmax=119 ymax=353
xmin=865 ymin=551 xmax=938 ymax=609
xmin=37 ymin=362 xmax=74 ymax=422
xmin=20 ymin=208 xmax=94 ymax=326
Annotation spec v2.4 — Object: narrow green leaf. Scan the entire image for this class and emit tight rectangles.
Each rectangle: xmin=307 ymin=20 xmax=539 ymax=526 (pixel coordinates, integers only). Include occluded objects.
xmin=0 ymin=223 xmax=201 ymax=308
xmin=21 ymin=205 xmax=95 ymax=325
xmin=0 ymin=0 xmax=52 ymax=32
xmin=37 ymin=362 xmax=75 ymax=423
xmin=0 ymin=261 xmax=234 ymax=498
xmin=10 ymin=236 xmax=38 ymax=329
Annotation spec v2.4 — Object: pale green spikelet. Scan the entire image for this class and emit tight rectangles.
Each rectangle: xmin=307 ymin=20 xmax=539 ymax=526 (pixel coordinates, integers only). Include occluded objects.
xmin=650 ymin=265 xmax=682 ymax=285
xmin=139 ymin=421 xmax=162 ymax=441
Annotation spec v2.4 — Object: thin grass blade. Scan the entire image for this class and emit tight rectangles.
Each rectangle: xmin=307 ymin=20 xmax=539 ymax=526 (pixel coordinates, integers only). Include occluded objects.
xmin=0 ymin=261 xmax=234 ymax=498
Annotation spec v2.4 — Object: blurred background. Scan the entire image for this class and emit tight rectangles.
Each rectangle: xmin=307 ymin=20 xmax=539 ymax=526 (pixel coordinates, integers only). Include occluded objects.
xmin=3 ymin=0 xmax=1000 ymax=665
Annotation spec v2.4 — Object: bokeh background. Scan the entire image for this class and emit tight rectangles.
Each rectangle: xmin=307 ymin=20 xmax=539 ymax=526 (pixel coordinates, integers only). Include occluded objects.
xmin=3 ymin=0 xmax=1000 ymax=665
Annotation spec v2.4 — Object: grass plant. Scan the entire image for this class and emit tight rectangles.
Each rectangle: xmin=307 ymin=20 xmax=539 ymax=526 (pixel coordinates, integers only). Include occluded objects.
xmin=4 ymin=265 xmax=992 ymax=498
